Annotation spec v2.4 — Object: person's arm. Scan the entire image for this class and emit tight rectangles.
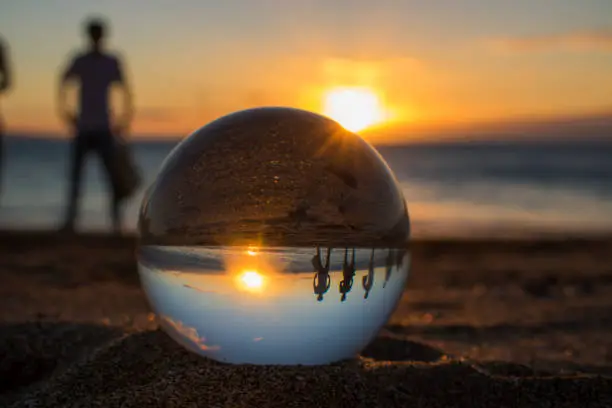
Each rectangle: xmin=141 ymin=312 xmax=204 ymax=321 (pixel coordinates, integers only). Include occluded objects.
xmin=113 ymin=56 xmax=134 ymax=135
xmin=0 ymin=39 xmax=12 ymax=93
xmin=57 ymin=55 xmax=79 ymax=127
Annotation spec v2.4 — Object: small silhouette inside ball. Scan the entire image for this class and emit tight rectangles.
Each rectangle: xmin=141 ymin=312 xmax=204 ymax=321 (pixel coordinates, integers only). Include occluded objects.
xmin=137 ymin=107 xmax=410 ymax=365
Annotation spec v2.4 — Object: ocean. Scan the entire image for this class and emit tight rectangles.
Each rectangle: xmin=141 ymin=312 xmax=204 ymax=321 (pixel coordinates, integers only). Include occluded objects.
xmin=1 ymin=135 xmax=611 ymax=238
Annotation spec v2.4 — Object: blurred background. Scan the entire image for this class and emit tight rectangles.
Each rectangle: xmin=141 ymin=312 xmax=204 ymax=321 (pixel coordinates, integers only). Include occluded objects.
xmin=1 ymin=0 xmax=611 ymax=237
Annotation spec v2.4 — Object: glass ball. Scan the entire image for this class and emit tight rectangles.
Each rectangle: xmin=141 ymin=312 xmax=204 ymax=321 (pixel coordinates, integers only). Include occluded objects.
xmin=137 ymin=107 xmax=411 ymax=365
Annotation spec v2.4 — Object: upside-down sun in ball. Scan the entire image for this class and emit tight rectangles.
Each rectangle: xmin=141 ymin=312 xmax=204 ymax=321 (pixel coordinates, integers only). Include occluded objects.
xmin=137 ymin=107 xmax=411 ymax=365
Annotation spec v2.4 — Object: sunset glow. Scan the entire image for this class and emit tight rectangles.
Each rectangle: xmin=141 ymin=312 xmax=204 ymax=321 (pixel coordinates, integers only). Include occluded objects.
xmin=1 ymin=2 xmax=610 ymax=142
xmin=322 ymin=87 xmax=386 ymax=132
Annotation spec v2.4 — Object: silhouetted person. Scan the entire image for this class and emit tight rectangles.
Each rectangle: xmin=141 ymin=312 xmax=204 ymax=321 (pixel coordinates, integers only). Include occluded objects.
xmin=363 ymin=248 xmax=375 ymax=299
xmin=0 ymin=36 xmax=12 ymax=201
xmin=339 ymin=248 xmax=355 ymax=302
xmin=57 ymin=17 xmax=133 ymax=233
xmin=312 ymin=246 xmax=331 ymax=302
xmin=384 ymin=248 xmax=394 ymax=288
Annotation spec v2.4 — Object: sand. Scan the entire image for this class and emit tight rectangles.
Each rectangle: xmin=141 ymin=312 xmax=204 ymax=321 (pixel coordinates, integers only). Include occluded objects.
xmin=1 ymin=230 xmax=611 ymax=407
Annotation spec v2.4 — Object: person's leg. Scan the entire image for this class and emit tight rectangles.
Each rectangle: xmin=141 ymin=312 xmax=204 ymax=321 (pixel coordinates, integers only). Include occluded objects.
xmin=64 ymin=134 xmax=87 ymax=230
xmin=96 ymin=131 xmax=123 ymax=234
xmin=0 ymin=116 xmax=4 ymax=202
xmin=111 ymin=189 xmax=123 ymax=234
xmin=0 ymin=132 xmax=3 ymax=202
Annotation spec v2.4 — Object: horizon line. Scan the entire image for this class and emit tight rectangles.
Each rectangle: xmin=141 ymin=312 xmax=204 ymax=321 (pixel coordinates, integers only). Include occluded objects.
xmin=5 ymin=107 xmax=612 ymax=140
xmin=5 ymin=131 xmax=612 ymax=146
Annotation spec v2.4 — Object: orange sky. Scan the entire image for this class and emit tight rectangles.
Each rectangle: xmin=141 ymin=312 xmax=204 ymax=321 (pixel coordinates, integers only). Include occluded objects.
xmin=1 ymin=1 xmax=611 ymax=142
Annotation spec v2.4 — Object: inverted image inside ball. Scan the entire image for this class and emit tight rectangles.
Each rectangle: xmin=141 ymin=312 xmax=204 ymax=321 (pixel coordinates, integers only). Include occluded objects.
xmin=137 ymin=107 xmax=411 ymax=365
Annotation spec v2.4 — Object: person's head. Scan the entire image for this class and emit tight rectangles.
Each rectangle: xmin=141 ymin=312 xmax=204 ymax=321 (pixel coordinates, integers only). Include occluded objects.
xmin=84 ymin=18 xmax=107 ymax=50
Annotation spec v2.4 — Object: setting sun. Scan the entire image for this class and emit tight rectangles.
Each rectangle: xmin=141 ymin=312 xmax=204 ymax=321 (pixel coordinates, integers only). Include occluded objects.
xmin=237 ymin=270 xmax=265 ymax=292
xmin=322 ymin=87 xmax=386 ymax=132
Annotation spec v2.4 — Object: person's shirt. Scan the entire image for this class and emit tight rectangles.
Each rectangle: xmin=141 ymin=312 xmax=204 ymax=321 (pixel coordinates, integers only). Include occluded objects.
xmin=62 ymin=51 xmax=124 ymax=132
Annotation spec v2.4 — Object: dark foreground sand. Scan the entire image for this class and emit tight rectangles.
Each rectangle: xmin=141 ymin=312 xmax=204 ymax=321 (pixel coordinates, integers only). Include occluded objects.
xmin=1 ymin=230 xmax=611 ymax=407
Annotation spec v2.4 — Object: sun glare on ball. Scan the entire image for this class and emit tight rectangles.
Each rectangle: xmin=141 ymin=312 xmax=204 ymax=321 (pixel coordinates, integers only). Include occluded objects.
xmin=323 ymin=87 xmax=386 ymax=132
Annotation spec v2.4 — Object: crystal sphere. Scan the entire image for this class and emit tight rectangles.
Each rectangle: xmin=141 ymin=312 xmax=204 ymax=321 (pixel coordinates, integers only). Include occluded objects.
xmin=137 ymin=107 xmax=410 ymax=365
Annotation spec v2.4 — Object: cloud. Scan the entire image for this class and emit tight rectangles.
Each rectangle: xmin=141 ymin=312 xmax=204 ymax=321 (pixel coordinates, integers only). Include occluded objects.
xmin=183 ymin=284 xmax=218 ymax=294
xmin=159 ymin=314 xmax=221 ymax=352
xmin=490 ymin=29 xmax=612 ymax=53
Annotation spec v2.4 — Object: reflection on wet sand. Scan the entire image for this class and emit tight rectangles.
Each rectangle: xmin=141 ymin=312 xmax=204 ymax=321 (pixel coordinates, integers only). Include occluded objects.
xmin=138 ymin=245 xmax=410 ymax=365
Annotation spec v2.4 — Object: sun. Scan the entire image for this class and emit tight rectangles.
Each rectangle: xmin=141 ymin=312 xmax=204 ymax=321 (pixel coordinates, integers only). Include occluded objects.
xmin=241 ymin=270 xmax=263 ymax=288
xmin=322 ymin=87 xmax=386 ymax=132
xmin=236 ymin=270 xmax=265 ymax=293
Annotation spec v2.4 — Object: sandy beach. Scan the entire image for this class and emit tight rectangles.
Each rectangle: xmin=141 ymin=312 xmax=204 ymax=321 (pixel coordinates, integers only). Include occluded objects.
xmin=1 ymin=230 xmax=611 ymax=407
